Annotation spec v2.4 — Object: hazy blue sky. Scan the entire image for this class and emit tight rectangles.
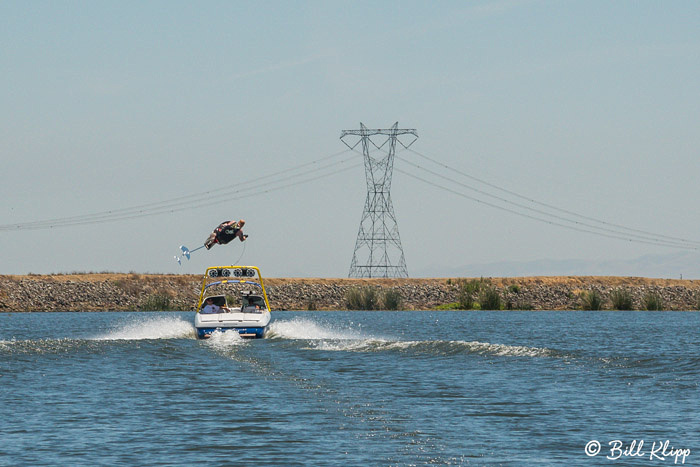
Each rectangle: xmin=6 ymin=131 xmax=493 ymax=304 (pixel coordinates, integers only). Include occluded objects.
xmin=2 ymin=1 xmax=699 ymax=277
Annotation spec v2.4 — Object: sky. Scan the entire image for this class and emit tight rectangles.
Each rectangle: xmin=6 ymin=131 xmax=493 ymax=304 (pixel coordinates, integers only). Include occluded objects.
xmin=1 ymin=1 xmax=700 ymax=278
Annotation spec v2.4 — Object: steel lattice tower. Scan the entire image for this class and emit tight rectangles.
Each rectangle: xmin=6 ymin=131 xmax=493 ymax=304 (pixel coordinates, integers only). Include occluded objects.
xmin=341 ymin=122 xmax=418 ymax=278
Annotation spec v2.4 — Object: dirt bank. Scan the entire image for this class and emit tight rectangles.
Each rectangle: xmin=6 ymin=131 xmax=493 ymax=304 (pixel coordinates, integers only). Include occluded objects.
xmin=1 ymin=274 xmax=700 ymax=312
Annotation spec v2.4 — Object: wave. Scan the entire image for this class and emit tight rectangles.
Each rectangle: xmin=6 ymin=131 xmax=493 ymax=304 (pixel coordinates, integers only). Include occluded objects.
xmin=1 ymin=316 xmax=556 ymax=359
xmin=311 ymin=338 xmax=558 ymax=357
xmin=267 ymin=317 xmax=365 ymax=340
xmin=267 ymin=318 xmax=556 ymax=358
xmin=93 ymin=316 xmax=195 ymax=341
xmin=267 ymin=317 xmax=695 ymax=369
xmin=1 ymin=316 xmax=196 ymax=354
xmin=0 ymin=337 xmax=101 ymax=355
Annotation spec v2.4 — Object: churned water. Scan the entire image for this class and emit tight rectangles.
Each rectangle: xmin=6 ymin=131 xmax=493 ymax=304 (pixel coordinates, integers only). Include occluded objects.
xmin=1 ymin=310 xmax=698 ymax=466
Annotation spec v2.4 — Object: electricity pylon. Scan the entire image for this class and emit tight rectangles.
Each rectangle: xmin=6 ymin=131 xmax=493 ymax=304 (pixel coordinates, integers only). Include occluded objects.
xmin=341 ymin=122 xmax=418 ymax=278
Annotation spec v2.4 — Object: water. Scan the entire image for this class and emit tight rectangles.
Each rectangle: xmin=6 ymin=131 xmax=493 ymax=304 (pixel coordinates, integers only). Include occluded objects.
xmin=1 ymin=310 xmax=698 ymax=466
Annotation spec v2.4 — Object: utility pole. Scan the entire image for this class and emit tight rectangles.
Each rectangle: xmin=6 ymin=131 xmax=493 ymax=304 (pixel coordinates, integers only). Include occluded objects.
xmin=341 ymin=122 xmax=418 ymax=278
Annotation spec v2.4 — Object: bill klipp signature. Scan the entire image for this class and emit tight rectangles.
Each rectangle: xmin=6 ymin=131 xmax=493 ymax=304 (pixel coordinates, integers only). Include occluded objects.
xmin=585 ymin=439 xmax=691 ymax=464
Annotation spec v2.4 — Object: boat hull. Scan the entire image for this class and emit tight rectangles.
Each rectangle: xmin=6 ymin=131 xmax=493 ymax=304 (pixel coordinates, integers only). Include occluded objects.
xmin=194 ymin=311 xmax=271 ymax=339
xmin=196 ymin=326 xmax=266 ymax=339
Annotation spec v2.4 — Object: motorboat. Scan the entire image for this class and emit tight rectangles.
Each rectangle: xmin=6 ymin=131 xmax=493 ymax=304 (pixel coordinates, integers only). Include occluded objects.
xmin=194 ymin=265 xmax=272 ymax=339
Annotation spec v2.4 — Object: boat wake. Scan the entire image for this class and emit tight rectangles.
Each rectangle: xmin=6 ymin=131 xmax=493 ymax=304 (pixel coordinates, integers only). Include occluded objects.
xmin=267 ymin=317 xmax=365 ymax=340
xmin=0 ymin=337 xmax=92 ymax=355
xmin=267 ymin=318 xmax=557 ymax=358
xmin=314 ymin=339 xmax=557 ymax=357
xmin=1 ymin=316 xmax=197 ymax=355
xmin=1 ymin=316 xmax=556 ymax=359
xmin=94 ymin=316 xmax=195 ymax=341
xmin=202 ymin=329 xmax=245 ymax=350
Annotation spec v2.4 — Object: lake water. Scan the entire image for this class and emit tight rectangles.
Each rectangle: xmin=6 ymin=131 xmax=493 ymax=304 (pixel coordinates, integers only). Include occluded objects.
xmin=1 ymin=310 xmax=698 ymax=466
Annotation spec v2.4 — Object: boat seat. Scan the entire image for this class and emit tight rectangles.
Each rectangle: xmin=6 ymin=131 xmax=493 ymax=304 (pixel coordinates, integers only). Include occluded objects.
xmin=200 ymin=295 xmax=227 ymax=312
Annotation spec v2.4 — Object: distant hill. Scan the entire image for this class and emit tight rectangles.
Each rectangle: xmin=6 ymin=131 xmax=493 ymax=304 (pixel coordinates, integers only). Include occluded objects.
xmin=427 ymin=251 xmax=700 ymax=279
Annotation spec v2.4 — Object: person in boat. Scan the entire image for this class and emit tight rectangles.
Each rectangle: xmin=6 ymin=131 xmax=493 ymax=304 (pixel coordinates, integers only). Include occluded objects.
xmin=204 ymin=219 xmax=248 ymax=250
xmin=201 ymin=297 xmax=229 ymax=314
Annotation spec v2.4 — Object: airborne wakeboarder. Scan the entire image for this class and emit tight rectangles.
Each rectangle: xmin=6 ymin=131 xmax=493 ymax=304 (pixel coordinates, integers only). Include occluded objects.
xmin=204 ymin=219 xmax=248 ymax=250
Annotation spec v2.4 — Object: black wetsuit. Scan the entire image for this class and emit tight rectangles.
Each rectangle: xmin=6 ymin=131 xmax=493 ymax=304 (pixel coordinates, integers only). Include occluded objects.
xmin=214 ymin=221 xmax=240 ymax=245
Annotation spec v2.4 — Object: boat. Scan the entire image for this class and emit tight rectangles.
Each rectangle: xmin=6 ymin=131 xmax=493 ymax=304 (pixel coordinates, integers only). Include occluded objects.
xmin=193 ymin=265 xmax=272 ymax=339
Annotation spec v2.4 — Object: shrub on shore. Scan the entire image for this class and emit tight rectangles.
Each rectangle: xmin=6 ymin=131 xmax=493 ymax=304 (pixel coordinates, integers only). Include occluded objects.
xmin=610 ymin=288 xmax=634 ymax=310
xmin=381 ymin=288 xmax=403 ymax=310
xmin=580 ymin=290 xmax=604 ymax=310
xmin=479 ymin=286 xmax=502 ymax=310
xmin=643 ymin=292 xmax=664 ymax=311
xmin=344 ymin=286 xmax=403 ymax=310
xmin=457 ymin=279 xmax=483 ymax=310
xmin=345 ymin=286 xmax=379 ymax=310
xmin=140 ymin=293 xmax=174 ymax=311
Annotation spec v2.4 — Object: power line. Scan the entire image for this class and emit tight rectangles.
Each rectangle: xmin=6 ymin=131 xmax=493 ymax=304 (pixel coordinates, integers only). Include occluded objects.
xmin=395 ymin=155 xmax=699 ymax=248
xmin=1 ymin=150 xmax=357 ymax=231
xmin=404 ymin=147 xmax=700 ymax=247
xmin=394 ymin=165 xmax=698 ymax=250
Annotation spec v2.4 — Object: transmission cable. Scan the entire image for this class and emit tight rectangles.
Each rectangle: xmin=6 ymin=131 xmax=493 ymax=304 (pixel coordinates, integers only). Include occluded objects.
xmin=356 ymin=144 xmax=698 ymax=247
xmin=404 ymin=147 xmax=700 ymax=247
xmin=395 ymin=155 xmax=698 ymax=249
xmin=395 ymin=166 xmax=697 ymax=250
xmin=2 ymin=160 xmax=361 ymax=230
xmin=1 ymin=149 xmax=357 ymax=231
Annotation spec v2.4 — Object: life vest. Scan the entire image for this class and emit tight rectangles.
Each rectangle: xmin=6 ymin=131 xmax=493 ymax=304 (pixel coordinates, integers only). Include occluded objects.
xmin=215 ymin=221 xmax=240 ymax=244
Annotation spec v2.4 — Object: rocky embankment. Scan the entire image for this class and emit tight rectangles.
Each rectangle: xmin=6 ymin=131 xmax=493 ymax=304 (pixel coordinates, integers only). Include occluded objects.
xmin=1 ymin=274 xmax=700 ymax=312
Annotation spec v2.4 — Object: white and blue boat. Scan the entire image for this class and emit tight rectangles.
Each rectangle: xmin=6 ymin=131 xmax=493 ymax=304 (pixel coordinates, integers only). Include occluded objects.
xmin=193 ymin=265 xmax=272 ymax=339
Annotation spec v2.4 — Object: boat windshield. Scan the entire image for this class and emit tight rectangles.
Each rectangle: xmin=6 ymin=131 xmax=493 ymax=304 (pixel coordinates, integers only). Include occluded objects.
xmin=242 ymin=294 xmax=266 ymax=312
